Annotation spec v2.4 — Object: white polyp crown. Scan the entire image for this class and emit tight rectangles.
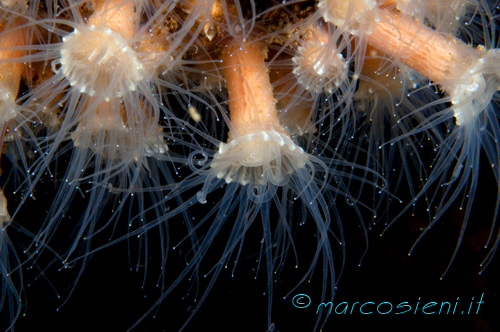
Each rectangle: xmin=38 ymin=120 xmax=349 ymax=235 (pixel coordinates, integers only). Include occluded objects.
xmin=59 ymin=25 xmax=144 ymax=99
xmin=210 ymin=130 xmax=308 ymax=186
xmin=451 ymin=49 xmax=500 ymax=126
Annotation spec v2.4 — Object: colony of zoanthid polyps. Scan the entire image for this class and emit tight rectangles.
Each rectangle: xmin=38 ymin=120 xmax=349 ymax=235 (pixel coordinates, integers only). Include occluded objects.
xmin=0 ymin=0 xmax=498 ymax=331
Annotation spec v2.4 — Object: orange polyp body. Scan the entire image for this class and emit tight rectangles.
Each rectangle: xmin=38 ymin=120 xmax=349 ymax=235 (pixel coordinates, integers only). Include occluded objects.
xmin=355 ymin=44 xmax=408 ymax=113
xmin=1 ymin=21 xmax=26 ymax=175
xmin=360 ymin=44 xmax=404 ymax=94
xmin=92 ymin=98 xmax=125 ymax=129
xmin=221 ymin=41 xmax=285 ymax=139
xmin=269 ymin=62 xmax=316 ymax=136
xmin=367 ymin=10 xmax=483 ymax=87
xmin=89 ymin=0 xmax=135 ymax=39
xmin=0 ymin=24 xmax=25 ymax=105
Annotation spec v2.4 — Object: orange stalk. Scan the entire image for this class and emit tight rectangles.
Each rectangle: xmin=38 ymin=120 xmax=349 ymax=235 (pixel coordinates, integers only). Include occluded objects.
xmin=221 ymin=41 xmax=285 ymax=138
xmin=367 ymin=10 xmax=484 ymax=89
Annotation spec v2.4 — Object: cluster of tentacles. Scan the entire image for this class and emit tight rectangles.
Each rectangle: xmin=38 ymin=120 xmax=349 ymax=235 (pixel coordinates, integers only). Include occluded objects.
xmin=0 ymin=0 xmax=499 ymax=331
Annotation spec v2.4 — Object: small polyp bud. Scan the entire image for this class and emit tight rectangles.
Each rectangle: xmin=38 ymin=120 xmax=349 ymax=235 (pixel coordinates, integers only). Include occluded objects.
xmin=292 ymin=27 xmax=348 ymax=94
